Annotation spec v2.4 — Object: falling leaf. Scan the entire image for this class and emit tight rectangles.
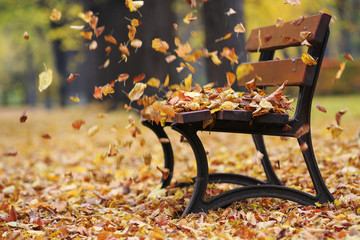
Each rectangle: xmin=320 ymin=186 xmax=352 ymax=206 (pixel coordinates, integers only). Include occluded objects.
xmin=131 ymin=39 xmax=143 ymax=49
xmin=215 ymin=33 xmax=232 ymax=42
xmin=316 ymin=104 xmax=327 ymax=113
xmin=95 ymin=26 xmax=105 ymax=37
xmin=89 ymin=40 xmax=98 ymax=50
xmin=152 ymin=38 xmax=169 ymax=54
xmin=226 ymin=72 xmax=236 ymax=86
xmin=131 ymin=18 xmax=141 ymax=27
xmin=301 ymin=40 xmax=312 ymax=47
xmin=81 ymin=31 xmax=93 ymax=40
xmin=102 ymin=84 xmax=114 ymax=96
xmin=234 ymin=23 xmax=246 ymax=33
xmin=221 ymin=47 xmax=239 ymax=65
xmin=118 ymin=73 xmax=130 ymax=83
xmin=101 ymin=59 xmax=110 ymax=68
xmin=301 ymin=53 xmax=317 ymax=66
xmin=41 ymin=134 xmax=52 ymax=139
xmin=294 ymin=124 xmax=310 ymax=138
xmin=3 ymin=150 xmax=17 ymax=157
xmin=128 ymin=25 xmax=137 ymax=41
xmin=133 ymin=74 xmax=146 ymax=84
xmin=335 ymin=108 xmax=348 ymax=126
xmin=70 ymin=25 xmax=84 ymax=30
xmin=66 ymin=73 xmax=79 ymax=83
xmin=20 ymin=110 xmax=28 ymax=123
xmin=210 ymin=52 xmax=222 ymax=65
xmin=183 ymin=12 xmax=197 ymax=24
xmin=335 ymin=62 xmax=346 ymax=80
xmin=164 ymin=74 xmax=170 ymax=87
xmin=89 ymin=15 xmax=98 ymax=30
xmin=156 ymin=166 xmax=170 ymax=181
xmin=300 ymin=141 xmax=308 ymax=151
xmin=344 ymin=53 xmax=354 ymax=62
xmin=165 ymin=55 xmax=177 ymax=63
xmin=105 ymin=46 xmax=112 ymax=53
xmin=23 ymin=32 xmax=29 ymax=40
xmin=119 ymin=43 xmax=130 ymax=56
xmin=104 ymin=35 xmax=117 ymax=45
xmin=327 ymin=123 xmax=344 ymax=139
xmin=38 ymin=64 xmax=53 ymax=92
xmin=284 ymin=0 xmax=301 ymax=6
xmin=128 ymin=83 xmax=147 ymax=101
xmin=184 ymin=74 xmax=192 ymax=91
xmin=143 ymin=153 xmax=152 ymax=165
xmin=72 ymin=120 xmax=85 ymax=130
xmin=87 ymin=125 xmax=99 ymax=137
xmin=300 ymin=31 xmax=312 ymax=40
xmin=125 ymin=0 xmax=144 ymax=12
xmin=69 ymin=96 xmax=80 ymax=103
xmin=147 ymin=78 xmax=161 ymax=88
xmin=50 ymin=8 xmax=61 ymax=21
xmin=276 ymin=18 xmax=285 ymax=27
xmin=225 ymin=8 xmax=237 ymax=16
xmin=236 ymin=64 xmax=254 ymax=80
xmin=78 ymin=11 xmax=93 ymax=23
xmin=93 ymin=86 xmax=103 ymax=100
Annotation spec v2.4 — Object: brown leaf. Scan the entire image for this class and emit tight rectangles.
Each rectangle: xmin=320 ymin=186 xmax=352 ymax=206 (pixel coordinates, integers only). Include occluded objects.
xmin=300 ymin=141 xmax=308 ymax=151
xmin=3 ymin=150 xmax=18 ymax=157
xmin=156 ymin=166 xmax=170 ymax=181
xmin=133 ymin=73 xmax=146 ymax=84
xmin=335 ymin=108 xmax=348 ymax=126
xmin=316 ymin=104 xmax=327 ymax=113
xmin=20 ymin=110 xmax=28 ymax=123
xmin=23 ymin=31 xmax=29 ymax=40
xmin=344 ymin=53 xmax=354 ymax=62
xmin=72 ymin=119 xmax=85 ymax=130
xmin=294 ymin=124 xmax=310 ymax=138
xmin=41 ymin=134 xmax=52 ymax=139
xmin=104 ymin=35 xmax=117 ymax=45
xmin=6 ymin=205 xmax=17 ymax=222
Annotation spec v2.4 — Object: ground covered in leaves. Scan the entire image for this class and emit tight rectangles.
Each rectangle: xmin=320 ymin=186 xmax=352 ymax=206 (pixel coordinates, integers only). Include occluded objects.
xmin=0 ymin=102 xmax=360 ymax=239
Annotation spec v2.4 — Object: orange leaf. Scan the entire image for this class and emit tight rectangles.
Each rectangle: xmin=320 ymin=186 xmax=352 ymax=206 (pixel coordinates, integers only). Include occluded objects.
xmin=119 ymin=43 xmax=130 ymax=56
xmin=69 ymin=96 xmax=80 ymax=103
xmin=128 ymin=25 xmax=136 ymax=41
xmin=72 ymin=120 xmax=85 ymax=130
xmin=78 ymin=11 xmax=93 ymax=23
xmin=152 ymin=38 xmax=169 ymax=54
xmin=131 ymin=18 xmax=142 ymax=27
xmin=93 ymin=86 xmax=103 ymax=100
xmin=344 ymin=53 xmax=354 ymax=62
xmin=118 ymin=73 xmax=130 ymax=82
xmin=105 ymin=46 xmax=112 ymax=53
xmin=95 ymin=26 xmax=105 ymax=37
xmin=66 ymin=73 xmax=79 ymax=83
xmin=104 ymin=35 xmax=117 ymax=45
xmin=81 ymin=31 xmax=93 ymax=40
xmin=226 ymin=72 xmax=236 ymax=86
xmin=316 ymin=104 xmax=327 ymax=113
xmin=133 ymin=73 xmax=146 ymax=84
xmin=23 ymin=31 xmax=29 ymax=40
xmin=102 ymin=84 xmax=114 ymax=96
xmin=164 ymin=74 xmax=170 ymax=87
xmin=89 ymin=15 xmax=98 ymax=30
xmin=215 ymin=33 xmax=232 ymax=42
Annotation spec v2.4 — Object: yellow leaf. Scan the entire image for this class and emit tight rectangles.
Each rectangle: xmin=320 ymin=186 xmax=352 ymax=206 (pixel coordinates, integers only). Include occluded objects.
xmin=334 ymin=199 xmax=341 ymax=207
xmin=38 ymin=65 xmax=53 ymax=92
xmin=183 ymin=12 xmax=197 ymax=24
xmin=125 ymin=0 xmax=144 ymax=12
xmin=335 ymin=62 xmax=346 ymax=79
xmin=128 ymin=83 xmax=147 ymax=101
xmin=102 ymin=84 xmax=114 ymax=96
xmin=301 ymin=53 xmax=317 ymax=66
xmin=210 ymin=52 xmax=222 ymax=65
xmin=164 ymin=74 xmax=169 ymax=87
xmin=234 ymin=23 xmax=246 ymax=33
xmin=236 ymin=64 xmax=254 ymax=80
xmin=148 ymin=184 xmax=166 ymax=200
xmin=226 ymin=72 xmax=236 ymax=86
xmin=186 ymin=63 xmax=195 ymax=73
xmin=87 ymin=125 xmax=99 ymax=137
xmin=50 ymin=9 xmax=61 ymax=21
xmin=152 ymin=38 xmax=169 ymax=54
xmin=184 ymin=74 xmax=192 ymax=91
xmin=146 ymin=78 xmax=161 ymax=88
xmin=69 ymin=96 xmax=80 ymax=103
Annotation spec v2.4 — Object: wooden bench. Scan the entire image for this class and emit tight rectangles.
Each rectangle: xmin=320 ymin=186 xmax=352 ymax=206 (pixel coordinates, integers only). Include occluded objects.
xmin=142 ymin=13 xmax=333 ymax=217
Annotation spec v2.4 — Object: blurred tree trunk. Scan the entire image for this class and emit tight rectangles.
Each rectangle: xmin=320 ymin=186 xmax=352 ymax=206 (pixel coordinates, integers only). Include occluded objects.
xmin=335 ymin=0 xmax=352 ymax=54
xmin=78 ymin=0 xmax=177 ymax=108
xmin=203 ymin=0 xmax=245 ymax=87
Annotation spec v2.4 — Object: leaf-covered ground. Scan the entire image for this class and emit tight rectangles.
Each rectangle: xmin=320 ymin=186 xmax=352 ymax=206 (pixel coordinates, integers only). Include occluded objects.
xmin=0 ymin=103 xmax=359 ymax=239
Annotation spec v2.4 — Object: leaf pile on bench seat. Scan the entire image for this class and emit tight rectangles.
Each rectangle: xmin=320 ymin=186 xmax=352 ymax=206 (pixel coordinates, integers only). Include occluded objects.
xmin=141 ymin=80 xmax=294 ymax=125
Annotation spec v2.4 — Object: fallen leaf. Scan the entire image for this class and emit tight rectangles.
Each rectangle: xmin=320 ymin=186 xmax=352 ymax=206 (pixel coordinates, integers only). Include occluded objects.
xmin=3 ymin=150 xmax=17 ymax=157
xmin=87 ymin=125 xmax=99 ymax=137
xmin=41 ymin=134 xmax=51 ymax=139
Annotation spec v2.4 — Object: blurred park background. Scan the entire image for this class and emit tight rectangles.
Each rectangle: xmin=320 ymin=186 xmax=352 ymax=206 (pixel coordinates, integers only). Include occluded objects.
xmin=0 ymin=0 xmax=359 ymax=108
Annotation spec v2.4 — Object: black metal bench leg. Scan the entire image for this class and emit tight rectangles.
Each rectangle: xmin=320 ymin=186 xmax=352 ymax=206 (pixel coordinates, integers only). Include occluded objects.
xmin=141 ymin=120 xmax=174 ymax=188
xmin=171 ymin=123 xmax=209 ymax=217
xmin=298 ymin=131 xmax=334 ymax=203
xmin=252 ymin=134 xmax=282 ymax=185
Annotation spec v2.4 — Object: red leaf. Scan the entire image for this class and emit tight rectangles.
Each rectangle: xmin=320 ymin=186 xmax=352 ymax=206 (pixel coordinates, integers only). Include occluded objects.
xmin=133 ymin=73 xmax=146 ymax=84
xmin=41 ymin=134 xmax=52 ymax=139
xmin=294 ymin=124 xmax=310 ymax=138
xmin=72 ymin=119 xmax=85 ymax=130
xmin=20 ymin=110 xmax=28 ymax=123
xmin=66 ymin=73 xmax=80 ymax=83
xmin=93 ymin=86 xmax=103 ymax=100
xmin=316 ymin=104 xmax=327 ymax=113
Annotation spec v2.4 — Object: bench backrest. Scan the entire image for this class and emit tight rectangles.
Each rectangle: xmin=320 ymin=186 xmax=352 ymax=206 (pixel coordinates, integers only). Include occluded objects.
xmin=238 ymin=13 xmax=331 ymax=87
xmin=238 ymin=13 xmax=331 ymax=126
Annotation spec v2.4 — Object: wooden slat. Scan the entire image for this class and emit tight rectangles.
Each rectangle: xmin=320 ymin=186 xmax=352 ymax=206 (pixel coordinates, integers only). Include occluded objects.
xmin=245 ymin=14 xmax=331 ymax=52
xmin=216 ymin=110 xmax=252 ymax=121
xmin=253 ymin=113 xmax=289 ymax=124
xmin=169 ymin=110 xmax=212 ymax=123
xmin=237 ymin=58 xmax=316 ymax=87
